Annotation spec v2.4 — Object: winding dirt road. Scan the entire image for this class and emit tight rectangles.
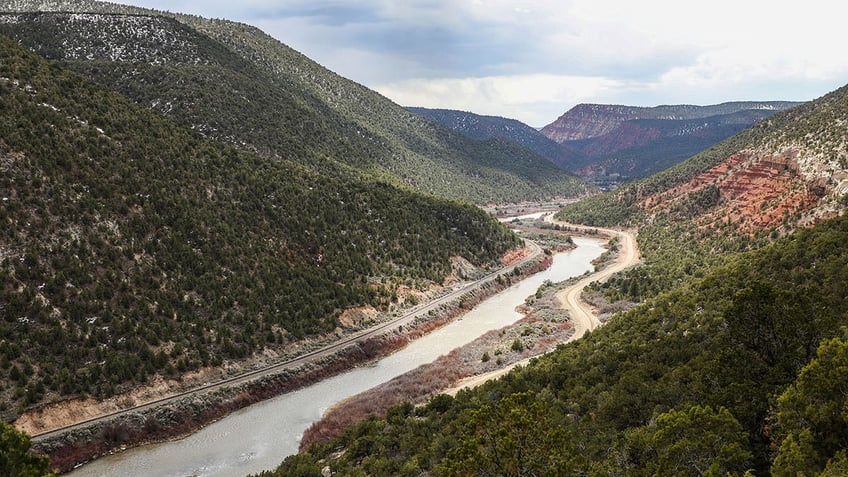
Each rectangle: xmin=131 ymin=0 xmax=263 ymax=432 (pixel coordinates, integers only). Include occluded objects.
xmin=555 ymin=222 xmax=641 ymax=339
xmin=447 ymin=219 xmax=639 ymax=393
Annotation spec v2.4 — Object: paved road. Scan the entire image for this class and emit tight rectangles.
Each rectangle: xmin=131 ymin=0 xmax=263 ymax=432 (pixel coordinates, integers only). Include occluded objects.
xmin=31 ymin=240 xmax=543 ymax=442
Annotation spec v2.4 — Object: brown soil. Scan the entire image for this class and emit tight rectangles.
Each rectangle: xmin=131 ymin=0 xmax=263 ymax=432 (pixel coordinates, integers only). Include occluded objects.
xmin=337 ymin=306 xmax=379 ymax=329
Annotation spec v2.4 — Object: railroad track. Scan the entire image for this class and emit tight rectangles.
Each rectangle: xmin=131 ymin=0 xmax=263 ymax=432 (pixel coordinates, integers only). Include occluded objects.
xmin=31 ymin=239 xmax=543 ymax=441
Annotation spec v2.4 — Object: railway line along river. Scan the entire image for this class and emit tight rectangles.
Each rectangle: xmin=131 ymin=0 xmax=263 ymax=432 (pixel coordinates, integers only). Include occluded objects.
xmin=69 ymin=237 xmax=605 ymax=477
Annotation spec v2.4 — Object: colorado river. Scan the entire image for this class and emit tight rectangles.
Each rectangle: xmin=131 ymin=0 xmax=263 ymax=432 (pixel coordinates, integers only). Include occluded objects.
xmin=70 ymin=237 xmax=605 ymax=477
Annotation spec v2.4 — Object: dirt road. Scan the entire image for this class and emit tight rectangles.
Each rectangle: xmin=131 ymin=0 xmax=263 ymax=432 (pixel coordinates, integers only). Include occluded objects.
xmin=556 ymin=222 xmax=640 ymax=338
xmin=447 ymin=219 xmax=639 ymax=393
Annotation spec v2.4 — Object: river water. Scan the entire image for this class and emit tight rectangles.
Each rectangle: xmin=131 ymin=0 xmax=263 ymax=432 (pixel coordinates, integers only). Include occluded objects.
xmin=69 ymin=237 xmax=604 ymax=477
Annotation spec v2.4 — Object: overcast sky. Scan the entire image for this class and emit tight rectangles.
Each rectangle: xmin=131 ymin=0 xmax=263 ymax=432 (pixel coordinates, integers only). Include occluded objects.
xmin=125 ymin=0 xmax=848 ymax=127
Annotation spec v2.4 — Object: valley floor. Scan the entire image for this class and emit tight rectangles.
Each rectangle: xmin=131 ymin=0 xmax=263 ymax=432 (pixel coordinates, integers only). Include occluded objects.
xmin=300 ymin=219 xmax=640 ymax=448
xmin=448 ymin=219 xmax=639 ymax=393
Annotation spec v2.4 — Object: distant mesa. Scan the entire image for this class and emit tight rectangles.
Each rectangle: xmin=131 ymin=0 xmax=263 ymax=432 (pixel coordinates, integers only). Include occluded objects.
xmin=410 ymin=102 xmax=802 ymax=187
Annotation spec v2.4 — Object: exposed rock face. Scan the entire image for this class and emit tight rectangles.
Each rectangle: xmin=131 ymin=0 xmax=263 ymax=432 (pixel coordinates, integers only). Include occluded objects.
xmin=540 ymin=104 xmax=643 ymax=143
xmin=541 ymin=102 xmax=801 ymax=143
xmin=540 ymin=102 xmax=802 ymax=181
xmin=641 ymin=147 xmax=845 ymax=235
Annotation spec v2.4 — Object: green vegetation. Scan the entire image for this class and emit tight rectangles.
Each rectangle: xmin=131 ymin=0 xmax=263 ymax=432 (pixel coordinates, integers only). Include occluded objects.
xmin=0 ymin=422 xmax=54 ymax=476
xmin=0 ymin=35 xmax=521 ymax=415
xmin=406 ymin=106 xmax=572 ymax=168
xmin=268 ymin=207 xmax=848 ymax=477
xmin=262 ymin=75 xmax=848 ymax=477
xmin=0 ymin=10 xmax=592 ymax=204
xmin=771 ymin=337 xmax=848 ymax=475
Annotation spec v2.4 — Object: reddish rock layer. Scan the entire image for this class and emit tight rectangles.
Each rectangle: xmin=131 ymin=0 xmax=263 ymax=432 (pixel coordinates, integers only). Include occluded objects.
xmin=641 ymin=149 xmax=831 ymax=234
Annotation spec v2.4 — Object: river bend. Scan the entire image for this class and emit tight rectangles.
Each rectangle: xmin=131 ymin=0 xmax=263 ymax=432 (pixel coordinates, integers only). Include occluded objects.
xmin=70 ymin=237 xmax=604 ymax=477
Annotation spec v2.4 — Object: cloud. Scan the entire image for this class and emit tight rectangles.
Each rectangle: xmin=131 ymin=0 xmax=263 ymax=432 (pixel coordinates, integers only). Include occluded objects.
xmin=126 ymin=0 xmax=848 ymax=125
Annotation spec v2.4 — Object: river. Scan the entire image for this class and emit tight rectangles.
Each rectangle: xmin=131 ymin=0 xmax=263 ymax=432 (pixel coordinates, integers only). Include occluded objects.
xmin=69 ymin=237 xmax=605 ymax=477
xmin=497 ymin=211 xmax=548 ymax=222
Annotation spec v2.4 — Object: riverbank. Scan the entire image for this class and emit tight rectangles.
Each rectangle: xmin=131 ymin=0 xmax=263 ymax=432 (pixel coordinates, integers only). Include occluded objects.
xmin=31 ymin=246 xmax=552 ymax=474
xmin=299 ymin=273 xmax=582 ymax=450
xmin=482 ymin=199 xmax=578 ymax=218
xmin=300 ymin=220 xmax=640 ymax=450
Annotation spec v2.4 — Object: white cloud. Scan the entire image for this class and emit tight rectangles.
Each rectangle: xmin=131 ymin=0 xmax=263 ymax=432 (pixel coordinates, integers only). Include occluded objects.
xmin=126 ymin=0 xmax=848 ymax=125
xmin=367 ymin=0 xmax=848 ymax=124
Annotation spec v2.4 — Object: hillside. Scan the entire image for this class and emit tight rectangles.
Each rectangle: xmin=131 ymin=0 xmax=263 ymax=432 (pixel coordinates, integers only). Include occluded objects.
xmin=272 ymin=195 xmax=848 ymax=477
xmin=558 ymin=86 xmax=848 ymax=231
xmin=269 ymin=86 xmax=848 ymax=477
xmin=556 ymin=84 xmax=848 ymax=304
xmin=406 ymin=107 xmax=583 ymax=166
xmin=0 ymin=34 xmax=523 ymax=421
xmin=0 ymin=3 xmax=593 ymax=204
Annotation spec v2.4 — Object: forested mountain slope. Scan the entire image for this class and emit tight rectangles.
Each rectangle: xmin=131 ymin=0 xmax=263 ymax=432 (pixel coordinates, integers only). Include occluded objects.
xmin=272 ymin=190 xmax=848 ymax=477
xmin=0 ymin=35 xmax=521 ymax=420
xmin=0 ymin=3 xmax=592 ymax=203
xmin=270 ymin=85 xmax=848 ymax=476
xmin=406 ymin=107 xmax=584 ymax=168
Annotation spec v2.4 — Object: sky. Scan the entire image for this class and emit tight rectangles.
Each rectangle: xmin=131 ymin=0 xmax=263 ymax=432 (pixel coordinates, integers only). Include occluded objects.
xmin=125 ymin=0 xmax=848 ymax=127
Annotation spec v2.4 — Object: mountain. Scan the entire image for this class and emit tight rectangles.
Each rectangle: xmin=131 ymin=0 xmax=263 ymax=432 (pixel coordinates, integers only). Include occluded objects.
xmin=406 ymin=107 xmax=574 ymax=161
xmin=541 ymin=102 xmax=801 ymax=142
xmin=558 ymin=87 xmax=848 ymax=232
xmin=557 ymin=84 xmax=848 ymax=301
xmin=270 ymin=84 xmax=848 ymax=477
xmin=0 ymin=4 xmax=593 ymax=204
xmin=541 ymin=102 xmax=801 ymax=181
xmin=0 ymin=31 xmax=524 ymax=421
xmin=404 ymin=103 xmax=801 ymax=186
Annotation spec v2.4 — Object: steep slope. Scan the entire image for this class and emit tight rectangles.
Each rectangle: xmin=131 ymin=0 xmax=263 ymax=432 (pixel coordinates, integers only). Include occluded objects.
xmin=0 ymin=35 xmax=522 ymax=420
xmin=0 ymin=4 xmax=593 ymax=203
